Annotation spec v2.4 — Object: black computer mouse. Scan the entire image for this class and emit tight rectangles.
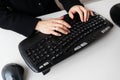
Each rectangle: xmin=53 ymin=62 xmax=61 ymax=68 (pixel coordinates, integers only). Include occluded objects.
xmin=1 ymin=63 xmax=24 ymax=80
xmin=110 ymin=3 xmax=120 ymax=27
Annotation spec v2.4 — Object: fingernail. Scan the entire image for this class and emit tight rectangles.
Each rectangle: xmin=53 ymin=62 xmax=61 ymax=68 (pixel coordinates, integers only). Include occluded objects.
xmin=87 ymin=19 xmax=89 ymax=21
xmin=81 ymin=20 xmax=83 ymax=22
xmin=58 ymin=34 xmax=61 ymax=36
xmin=65 ymin=32 xmax=68 ymax=34
xmin=69 ymin=26 xmax=71 ymax=28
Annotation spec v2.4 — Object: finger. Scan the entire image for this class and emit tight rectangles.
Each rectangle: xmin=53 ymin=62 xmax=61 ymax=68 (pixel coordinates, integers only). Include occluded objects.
xmin=52 ymin=23 xmax=70 ymax=32
xmin=90 ymin=10 xmax=94 ymax=16
xmin=50 ymin=30 xmax=61 ymax=36
xmin=87 ymin=11 xmax=90 ymax=21
xmin=77 ymin=8 xmax=84 ymax=22
xmin=84 ymin=10 xmax=88 ymax=22
xmin=58 ymin=24 xmax=70 ymax=32
xmin=68 ymin=10 xmax=75 ymax=19
xmin=55 ymin=27 xmax=69 ymax=35
xmin=53 ymin=19 xmax=71 ymax=28
xmin=79 ymin=7 xmax=88 ymax=22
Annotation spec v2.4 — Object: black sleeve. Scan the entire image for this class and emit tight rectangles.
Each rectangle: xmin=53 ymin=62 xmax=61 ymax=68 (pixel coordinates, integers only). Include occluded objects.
xmin=0 ymin=0 xmax=40 ymax=37
xmin=59 ymin=0 xmax=84 ymax=12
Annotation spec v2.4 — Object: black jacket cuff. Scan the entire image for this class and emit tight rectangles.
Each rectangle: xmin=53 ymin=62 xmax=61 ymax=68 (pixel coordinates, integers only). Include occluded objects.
xmin=13 ymin=17 xmax=40 ymax=37
xmin=59 ymin=0 xmax=84 ymax=12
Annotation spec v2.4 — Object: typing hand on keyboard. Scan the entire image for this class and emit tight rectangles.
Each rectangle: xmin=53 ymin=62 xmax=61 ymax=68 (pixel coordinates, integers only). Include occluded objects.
xmin=35 ymin=16 xmax=71 ymax=36
xmin=68 ymin=5 xmax=94 ymax=22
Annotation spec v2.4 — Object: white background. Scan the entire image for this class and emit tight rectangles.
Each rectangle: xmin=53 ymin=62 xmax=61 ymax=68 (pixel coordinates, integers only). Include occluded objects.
xmin=0 ymin=0 xmax=120 ymax=80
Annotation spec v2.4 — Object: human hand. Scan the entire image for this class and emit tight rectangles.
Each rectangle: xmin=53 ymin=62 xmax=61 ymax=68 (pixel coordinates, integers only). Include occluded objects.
xmin=68 ymin=5 xmax=94 ymax=22
xmin=35 ymin=17 xmax=71 ymax=36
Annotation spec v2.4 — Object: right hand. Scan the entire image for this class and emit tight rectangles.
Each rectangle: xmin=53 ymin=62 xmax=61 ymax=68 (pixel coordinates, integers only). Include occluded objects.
xmin=35 ymin=17 xmax=71 ymax=36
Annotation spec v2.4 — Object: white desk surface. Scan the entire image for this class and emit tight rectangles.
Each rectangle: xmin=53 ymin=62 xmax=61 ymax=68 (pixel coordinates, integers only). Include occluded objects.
xmin=0 ymin=0 xmax=120 ymax=80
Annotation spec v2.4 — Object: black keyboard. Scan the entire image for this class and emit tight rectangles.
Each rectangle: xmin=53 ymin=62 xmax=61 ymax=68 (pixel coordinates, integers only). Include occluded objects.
xmin=19 ymin=12 xmax=113 ymax=75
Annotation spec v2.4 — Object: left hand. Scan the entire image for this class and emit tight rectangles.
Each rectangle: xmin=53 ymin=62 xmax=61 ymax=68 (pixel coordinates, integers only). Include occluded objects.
xmin=68 ymin=5 xmax=94 ymax=22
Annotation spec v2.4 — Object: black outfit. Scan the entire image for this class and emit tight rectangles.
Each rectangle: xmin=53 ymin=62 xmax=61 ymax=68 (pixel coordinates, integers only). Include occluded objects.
xmin=0 ymin=0 xmax=83 ymax=37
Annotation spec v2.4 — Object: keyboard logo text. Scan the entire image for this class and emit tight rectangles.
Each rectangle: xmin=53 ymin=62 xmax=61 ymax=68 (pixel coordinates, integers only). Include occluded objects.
xmin=74 ymin=42 xmax=88 ymax=51
xmin=101 ymin=26 xmax=111 ymax=33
